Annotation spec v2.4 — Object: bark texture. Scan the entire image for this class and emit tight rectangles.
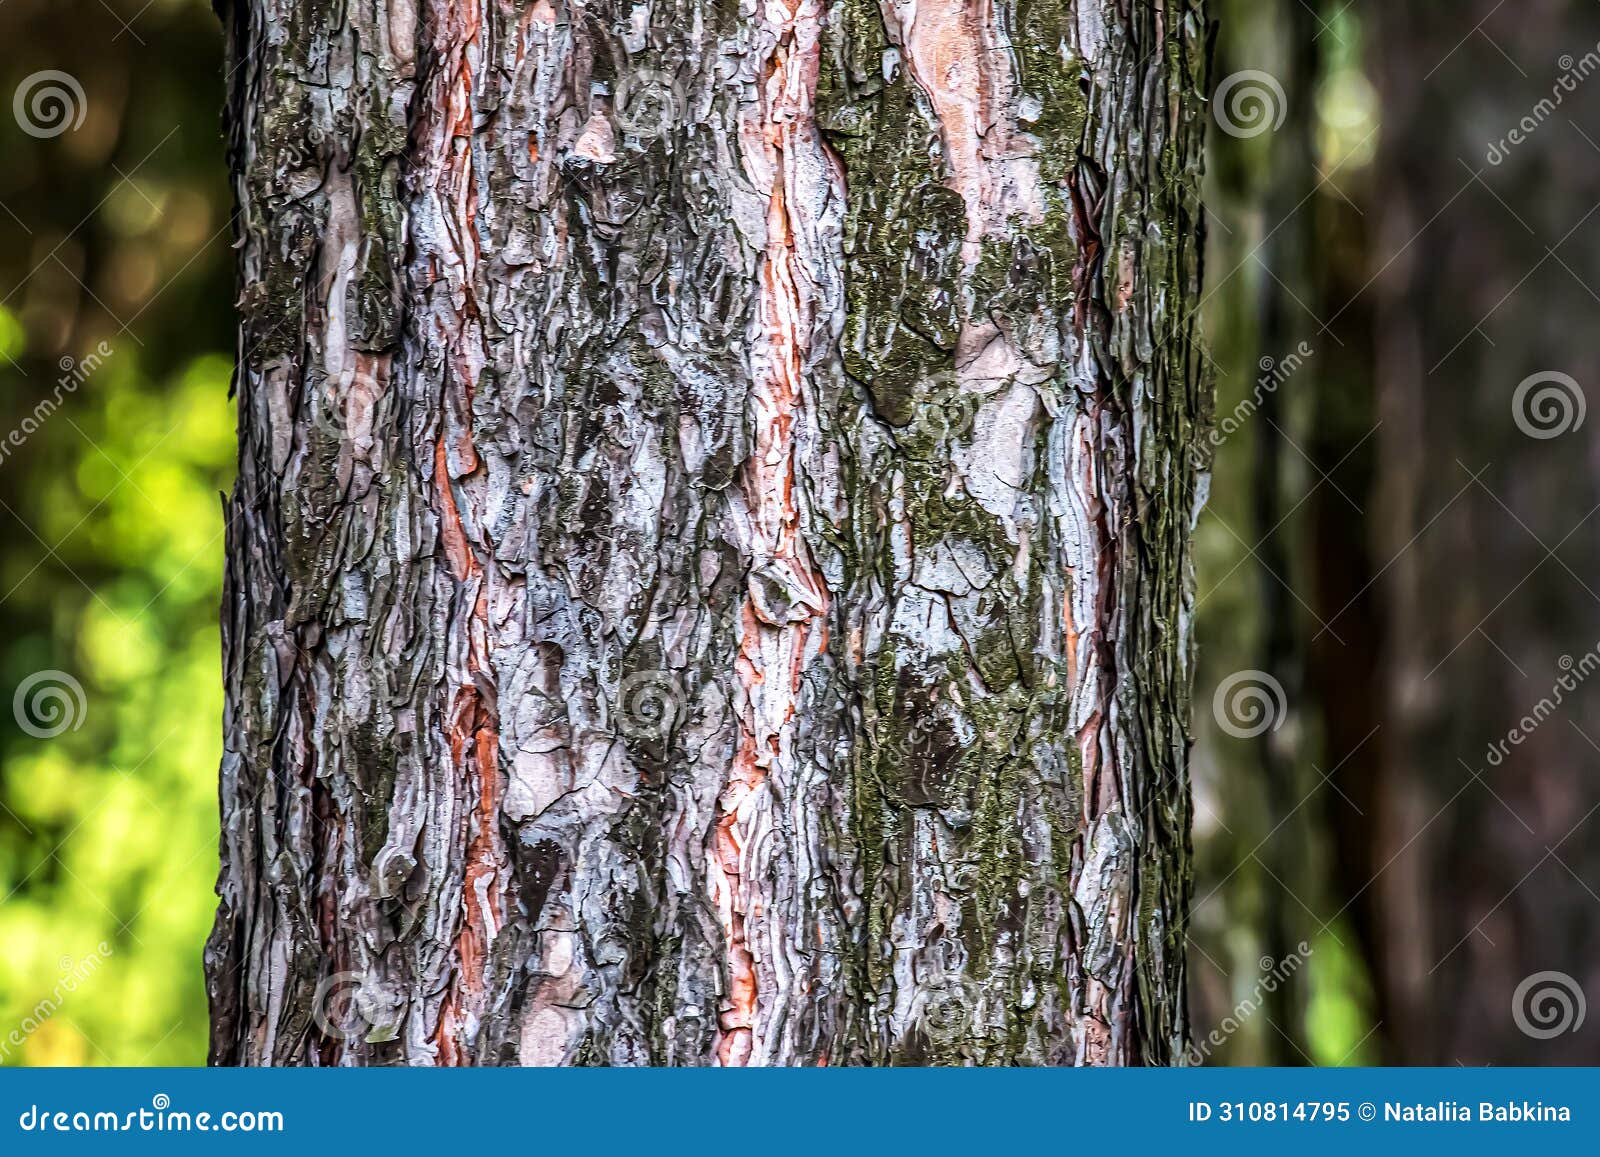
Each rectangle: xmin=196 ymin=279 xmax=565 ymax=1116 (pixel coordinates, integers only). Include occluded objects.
xmin=206 ymin=0 xmax=1210 ymax=1065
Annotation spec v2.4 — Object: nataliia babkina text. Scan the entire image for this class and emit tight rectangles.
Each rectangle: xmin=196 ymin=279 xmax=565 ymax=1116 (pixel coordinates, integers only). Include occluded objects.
xmin=1385 ymin=1102 xmax=1571 ymax=1123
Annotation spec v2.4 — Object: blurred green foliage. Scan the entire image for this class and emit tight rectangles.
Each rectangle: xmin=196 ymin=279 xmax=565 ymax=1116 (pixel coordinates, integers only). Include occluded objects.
xmin=0 ymin=0 xmax=232 ymax=1064
xmin=1192 ymin=0 xmax=1380 ymax=1065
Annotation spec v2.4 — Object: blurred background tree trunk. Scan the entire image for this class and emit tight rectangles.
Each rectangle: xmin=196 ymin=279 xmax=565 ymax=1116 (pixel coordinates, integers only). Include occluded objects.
xmin=204 ymin=0 xmax=1211 ymax=1065
xmin=1363 ymin=0 xmax=1600 ymax=1065
xmin=1245 ymin=0 xmax=1323 ymax=1064
xmin=1193 ymin=0 xmax=1600 ymax=1067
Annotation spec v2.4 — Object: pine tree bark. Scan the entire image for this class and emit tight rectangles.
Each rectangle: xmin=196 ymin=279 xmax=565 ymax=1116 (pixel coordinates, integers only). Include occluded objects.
xmin=205 ymin=0 xmax=1211 ymax=1066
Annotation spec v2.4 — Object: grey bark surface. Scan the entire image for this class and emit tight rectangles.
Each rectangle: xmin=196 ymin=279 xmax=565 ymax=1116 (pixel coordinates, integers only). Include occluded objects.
xmin=206 ymin=0 xmax=1211 ymax=1065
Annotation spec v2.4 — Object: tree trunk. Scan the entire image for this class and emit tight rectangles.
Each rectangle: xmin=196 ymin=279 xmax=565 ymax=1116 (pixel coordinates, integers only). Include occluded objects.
xmin=205 ymin=0 xmax=1211 ymax=1066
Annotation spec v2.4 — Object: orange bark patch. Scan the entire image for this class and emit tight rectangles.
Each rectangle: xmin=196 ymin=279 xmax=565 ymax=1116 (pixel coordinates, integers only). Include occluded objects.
xmin=434 ymin=440 xmax=477 ymax=583
xmin=711 ymin=0 xmax=834 ymax=1066
xmin=892 ymin=0 xmax=1043 ymax=259
xmin=422 ymin=0 xmax=507 ymax=1065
